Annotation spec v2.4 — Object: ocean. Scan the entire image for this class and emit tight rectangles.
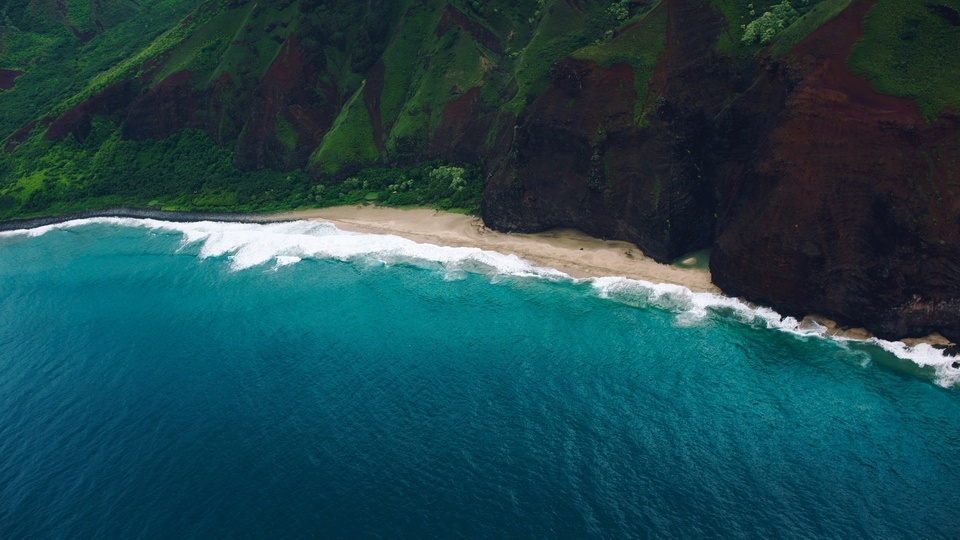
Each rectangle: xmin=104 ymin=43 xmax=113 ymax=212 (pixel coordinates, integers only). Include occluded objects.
xmin=1 ymin=218 xmax=958 ymax=538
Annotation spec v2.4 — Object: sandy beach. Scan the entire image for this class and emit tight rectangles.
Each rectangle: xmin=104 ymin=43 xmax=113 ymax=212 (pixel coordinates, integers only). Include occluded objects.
xmin=264 ymin=205 xmax=957 ymax=349
xmin=266 ymin=205 xmax=718 ymax=293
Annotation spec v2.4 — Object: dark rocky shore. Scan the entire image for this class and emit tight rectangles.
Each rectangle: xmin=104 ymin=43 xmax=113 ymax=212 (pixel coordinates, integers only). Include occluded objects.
xmin=0 ymin=207 xmax=283 ymax=233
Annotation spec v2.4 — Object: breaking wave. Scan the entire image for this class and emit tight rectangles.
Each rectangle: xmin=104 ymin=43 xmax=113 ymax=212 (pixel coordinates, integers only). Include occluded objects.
xmin=590 ymin=276 xmax=959 ymax=388
xmin=4 ymin=217 xmax=957 ymax=387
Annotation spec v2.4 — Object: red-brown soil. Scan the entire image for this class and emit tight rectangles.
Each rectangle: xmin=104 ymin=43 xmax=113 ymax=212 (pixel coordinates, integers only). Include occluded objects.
xmin=0 ymin=69 xmax=24 ymax=91
xmin=430 ymin=85 xmax=492 ymax=164
xmin=436 ymin=5 xmax=502 ymax=54
xmin=711 ymin=0 xmax=960 ymax=340
xmin=3 ymin=121 xmax=37 ymax=153
xmin=233 ymin=34 xmax=341 ymax=171
xmin=121 ymin=70 xmax=199 ymax=141
xmin=46 ymin=81 xmax=135 ymax=142
xmin=363 ymin=60 xmax=386 ymax=155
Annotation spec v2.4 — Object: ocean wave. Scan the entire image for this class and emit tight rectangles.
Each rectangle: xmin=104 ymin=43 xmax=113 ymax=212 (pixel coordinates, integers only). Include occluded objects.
xmin=589 ymin=276 xmax=959 ymax=388
xmin=4 ymin=216 xmax=957 ymax=386
xmin=0 ymin=216 xmax=569 ymax=278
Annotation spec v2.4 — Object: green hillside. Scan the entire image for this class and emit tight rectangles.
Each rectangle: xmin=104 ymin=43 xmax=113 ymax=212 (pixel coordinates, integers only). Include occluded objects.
xmin=0 ymin=0 xmax=958 ymax=220
xmin=848 ymin=0 xmax=960 ymax=117
xmin=0 ymin=0 xmax=644 ymax=218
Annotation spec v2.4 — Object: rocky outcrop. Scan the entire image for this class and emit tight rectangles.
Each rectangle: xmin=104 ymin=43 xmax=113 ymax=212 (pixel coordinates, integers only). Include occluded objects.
xmin=483 ymin=59 xmax=676 ymax=253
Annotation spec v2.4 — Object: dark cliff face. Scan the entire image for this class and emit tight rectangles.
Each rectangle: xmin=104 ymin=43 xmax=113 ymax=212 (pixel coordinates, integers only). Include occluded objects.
xmin=710 ymin=0 xmax=960 ymax=342
xmin=484 ymin=0 xmax=742 ymax=263
xmin=231 ymin=36 xmax=341 ymax=171
xmin=3 ymin=0 xmax=960 ymax=340
xmin=483 ymin=0 xmax=960 ymax=340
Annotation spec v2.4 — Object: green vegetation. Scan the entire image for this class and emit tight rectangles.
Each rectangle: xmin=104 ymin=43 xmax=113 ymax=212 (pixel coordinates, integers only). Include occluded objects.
xmin=711 ymin=0 xmax=759 ymax=53
xmin=769 ymin=0 xmax=853 ymax=56
xmin=0 ymin=120 xmax=485 ymax=220
xmin=386 ymin=20 xmax=487 ymax=150
xmin=571 ymin=3 xmax=666 ymax=122
xmin=149 ymin=2 xmax=256 ymax=87
xmin=0 ymin=0 xmax=202 ymax=135
xmin=741 ymin=1 xmax=799 ymax=45
xmin=276 ymin=115 xmax=299 ymax=153
xmin=311 ymin=163 xmax=483 ymax=210
xmin=711 ymin=0 xmax=837 ymax=55
xmin=847 ymin=0 xmax=960 ymax=118
xmin=311 ymin=82 xmax=380 ymax=174
xmin=379 ymin=4 xmax=436 ymax=132
xmin=0 ymin=121 xmax=302 ymax=218
xmin=75 ymin=4 xmax=221 ymax=106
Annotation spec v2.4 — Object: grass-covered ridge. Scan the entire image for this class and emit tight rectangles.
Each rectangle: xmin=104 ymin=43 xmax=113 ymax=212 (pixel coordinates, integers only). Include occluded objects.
xmin=0 ymin=0 xmax=518 ymax=220
xmin=571 ymin=2 xmax=667 ymax=123
xmin=310 ymin=82 xmax=380 ymax=175
xmin=709 ymin=0 xmax=960 ymax=116
xmin=0 ymin=0 xmax=203 ymax=135
xmin=847 ymin=0 xmax=960 ymax=118
xmin=711 ymin=0 xmax=852 ymax=55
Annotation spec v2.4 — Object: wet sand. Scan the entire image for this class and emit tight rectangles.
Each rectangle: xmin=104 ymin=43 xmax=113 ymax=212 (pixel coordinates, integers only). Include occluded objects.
xmin=266 ymin=206 xmax=718 ymax=293
xmin=265 ymin=205 xmax=955 ymax=350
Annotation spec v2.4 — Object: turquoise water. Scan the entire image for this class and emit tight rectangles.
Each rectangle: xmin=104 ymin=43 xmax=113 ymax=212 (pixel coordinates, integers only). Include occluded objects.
xmin=1 ymin=219 xmax=958 ymax=538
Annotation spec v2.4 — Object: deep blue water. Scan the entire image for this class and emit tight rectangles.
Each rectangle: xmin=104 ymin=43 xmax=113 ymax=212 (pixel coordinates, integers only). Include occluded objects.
xmin=1 ymin=219 xmax=958 ymax=538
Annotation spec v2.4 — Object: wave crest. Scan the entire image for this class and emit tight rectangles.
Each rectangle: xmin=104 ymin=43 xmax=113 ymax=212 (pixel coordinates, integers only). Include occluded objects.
xmin=590 ymin=276 xmax=959 ymax=387
xmin=5 ymin=216 xmax=958 ymax=387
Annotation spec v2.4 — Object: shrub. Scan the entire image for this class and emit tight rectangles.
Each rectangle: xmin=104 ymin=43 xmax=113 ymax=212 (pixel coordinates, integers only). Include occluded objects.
xmin=742 ymin=1 xmax=800 ymax=45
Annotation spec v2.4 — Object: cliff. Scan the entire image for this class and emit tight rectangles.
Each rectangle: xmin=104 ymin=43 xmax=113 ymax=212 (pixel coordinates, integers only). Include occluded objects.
xmin=1 ymin=0 xmax=959 ymax=341
xmin=711 ymin=0 xmax=960 ymax=342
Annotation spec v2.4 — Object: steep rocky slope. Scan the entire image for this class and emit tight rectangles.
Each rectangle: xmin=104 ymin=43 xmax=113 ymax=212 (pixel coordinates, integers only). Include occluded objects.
xmin=1 ymin=0 xmax=958 ymax=340
xmin=483 ymin=0 xmax=739 ymax=262
xmin=711 ymin=0 xmax=960 ymax=341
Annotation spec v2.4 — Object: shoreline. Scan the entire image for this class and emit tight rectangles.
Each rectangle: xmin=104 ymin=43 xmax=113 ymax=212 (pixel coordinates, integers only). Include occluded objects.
xmin=265 ymin=206 xmax=719 ymax=294
xmin=0 ymin=207 xmax=272 ymax=232
xmin=264 ymin=206 xmax=956 ymax=352
xmin=2 ymin=205 xmax=955 ymax=352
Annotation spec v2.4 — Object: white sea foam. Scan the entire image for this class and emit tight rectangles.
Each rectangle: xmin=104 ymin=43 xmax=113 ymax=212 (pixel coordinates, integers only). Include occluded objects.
xmin=0 ymin=221 xmax=72 ymax=238
xmin=274 ymin=256 xmax=302 ymax=268
xmin=589 ymin=275 xmax=960 ymax=387
xmin=867 ymin=339 xmax=960 ymax=388
xmin=3 ymin=217 xmax=569 ymax=278
xmin=5 ymin=216 xmax=958 ymax=386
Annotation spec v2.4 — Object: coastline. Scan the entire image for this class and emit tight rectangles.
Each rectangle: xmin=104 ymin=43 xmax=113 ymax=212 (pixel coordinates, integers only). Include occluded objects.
xmin=1 ymin=204 xmax=955 ymax=352
xmin=265 ymin=206 xmax=719 ymax=294
xmin=266 ymin=206 xmax=956 ymax=352
xmin=0 ymin=207 xmax=269 ymax=232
